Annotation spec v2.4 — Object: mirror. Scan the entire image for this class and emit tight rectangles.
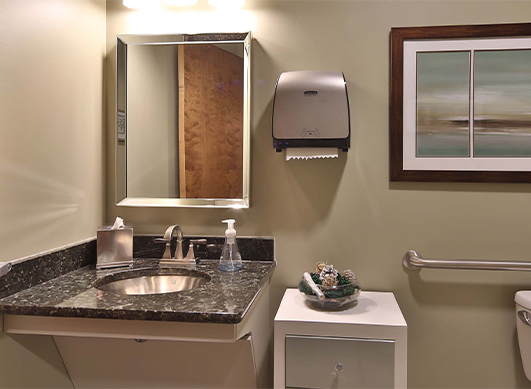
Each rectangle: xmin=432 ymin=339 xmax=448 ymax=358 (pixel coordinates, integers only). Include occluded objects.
xmin=116 ymin=33 xmax=251 ymax=208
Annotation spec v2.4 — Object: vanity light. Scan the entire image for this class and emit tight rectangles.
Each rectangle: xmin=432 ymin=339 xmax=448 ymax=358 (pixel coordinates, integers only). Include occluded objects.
xmin=162 ymin=0 xmax=198 ymax=5
xmin=208 ymin=0 xmax=245 ymax=9
xmin=123 ymin=0 xmax=160 ymax=10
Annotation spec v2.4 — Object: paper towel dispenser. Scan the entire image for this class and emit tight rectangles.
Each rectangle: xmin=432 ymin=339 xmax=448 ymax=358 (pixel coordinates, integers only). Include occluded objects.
xmin=272 ymin=70 xmax=350 ymax=152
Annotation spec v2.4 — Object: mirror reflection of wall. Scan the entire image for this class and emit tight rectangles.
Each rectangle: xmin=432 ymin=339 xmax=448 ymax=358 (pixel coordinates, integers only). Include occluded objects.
xmin=116 ymin=33 xmax=250 ymax=208
xmin=128 ymin=44 xmax=179 ymax=198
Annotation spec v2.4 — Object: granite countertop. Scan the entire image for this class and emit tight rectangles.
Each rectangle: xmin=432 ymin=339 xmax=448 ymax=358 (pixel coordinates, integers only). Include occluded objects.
xmin=0 ymin=258 xmax=275 ymax=324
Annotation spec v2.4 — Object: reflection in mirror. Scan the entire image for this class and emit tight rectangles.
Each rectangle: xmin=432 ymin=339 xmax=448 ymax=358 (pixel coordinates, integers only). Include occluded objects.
xmin=116 ymin=33 xmax=251 ymax=208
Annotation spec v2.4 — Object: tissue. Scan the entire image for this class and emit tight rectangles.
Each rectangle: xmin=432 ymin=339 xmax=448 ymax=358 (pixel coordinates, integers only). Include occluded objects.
xmin=286 ymin=148 xmax=339 ymax=161
xmin=112 ymin=216 xmax=124 ymax=229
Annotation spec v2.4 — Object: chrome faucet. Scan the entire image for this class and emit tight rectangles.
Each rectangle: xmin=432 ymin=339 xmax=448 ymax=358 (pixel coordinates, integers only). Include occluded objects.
xmin=155 ymin=225 xmax=184 ymax=260
xmin=155 ymin=225 xmax=195 ymax=266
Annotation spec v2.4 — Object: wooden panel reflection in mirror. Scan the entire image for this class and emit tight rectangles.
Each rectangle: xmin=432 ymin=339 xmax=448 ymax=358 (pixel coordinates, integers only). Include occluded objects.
xmin=179 ymin=44 xmax=244 ymax=199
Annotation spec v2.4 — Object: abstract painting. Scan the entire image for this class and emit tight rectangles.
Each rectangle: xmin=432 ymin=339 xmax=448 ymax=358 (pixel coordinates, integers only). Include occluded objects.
xmin=416 ymin=51 xmax=470 ymax=157
xmin=390 ymin=23 xmax=531 ymax=182
xmin=474 ymin=50 xmax=531 ymax=157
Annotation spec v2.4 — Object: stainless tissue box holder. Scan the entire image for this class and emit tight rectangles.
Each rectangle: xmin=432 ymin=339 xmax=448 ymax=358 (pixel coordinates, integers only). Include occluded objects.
xmin=96 ymin=225 xmax=133 ymax=269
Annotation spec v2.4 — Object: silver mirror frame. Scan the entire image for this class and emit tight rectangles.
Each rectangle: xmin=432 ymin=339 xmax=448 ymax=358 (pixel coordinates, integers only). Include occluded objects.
xmin=115 ymin=32 xmax=251 ymax=209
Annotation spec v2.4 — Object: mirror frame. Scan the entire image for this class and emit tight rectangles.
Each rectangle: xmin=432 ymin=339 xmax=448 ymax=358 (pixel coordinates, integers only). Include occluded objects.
xmin=115 ymin=32 xmax=251 ymax=208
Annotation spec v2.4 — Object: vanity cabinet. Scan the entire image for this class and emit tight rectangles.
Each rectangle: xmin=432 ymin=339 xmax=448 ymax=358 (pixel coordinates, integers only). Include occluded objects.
xmin=274 ymin=289 xmax=407 ymax=389
xmin=4 ymin=282 xmax=271 ymax=389
xmin=1 ymin=256 xmax=275 ymax=389
xmin=0 ymin=238 xmax=276 ymax=388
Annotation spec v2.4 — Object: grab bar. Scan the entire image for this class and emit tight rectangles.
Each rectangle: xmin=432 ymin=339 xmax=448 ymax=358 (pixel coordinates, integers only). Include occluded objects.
xmin=403 ymin=250 xmax=531 ymax=272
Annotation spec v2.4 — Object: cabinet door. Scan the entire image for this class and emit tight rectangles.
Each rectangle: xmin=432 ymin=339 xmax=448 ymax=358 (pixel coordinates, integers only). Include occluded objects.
xmin=285 ymin=335 xmax=395 ymax=389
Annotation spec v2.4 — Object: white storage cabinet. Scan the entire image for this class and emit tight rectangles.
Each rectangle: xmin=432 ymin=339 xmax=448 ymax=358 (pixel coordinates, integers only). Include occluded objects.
xmin=274 ymin=289 xmax=407 ymax=389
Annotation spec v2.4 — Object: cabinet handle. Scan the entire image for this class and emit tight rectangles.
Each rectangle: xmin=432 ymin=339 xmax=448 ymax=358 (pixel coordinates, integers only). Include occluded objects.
xmin=333 ymin=362 xmax=343 ymax=376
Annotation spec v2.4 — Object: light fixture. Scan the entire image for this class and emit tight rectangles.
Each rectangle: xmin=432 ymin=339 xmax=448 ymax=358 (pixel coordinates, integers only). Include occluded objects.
xmin=123 ymin=0 xmax=160 ymax=11
xmin=208 ymin=0 xmax=245 ymax=9
xmin=162 ymin=0 xmax=198 ymax=6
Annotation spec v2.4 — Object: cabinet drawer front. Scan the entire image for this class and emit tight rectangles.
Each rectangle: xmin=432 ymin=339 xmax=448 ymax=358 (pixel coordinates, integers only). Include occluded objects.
xmin=285 ymin=335 xmax=395 ymax=389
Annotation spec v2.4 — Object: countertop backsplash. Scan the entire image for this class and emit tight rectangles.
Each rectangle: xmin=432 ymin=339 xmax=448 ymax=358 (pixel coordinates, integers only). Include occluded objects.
xmin=0 ymin=239 xmax=97 ymax=300
xmin=133 ymin=235 xmax=275 ymax=262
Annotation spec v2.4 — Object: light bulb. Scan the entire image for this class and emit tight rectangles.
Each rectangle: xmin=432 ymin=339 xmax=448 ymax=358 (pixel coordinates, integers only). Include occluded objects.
xmin=163 ymin=0 xmax=198 ymax=5
xmin=208 ymin=0 xmax=245 ymax=9
xmin=123 ymin=0 xmax=160 ymax=11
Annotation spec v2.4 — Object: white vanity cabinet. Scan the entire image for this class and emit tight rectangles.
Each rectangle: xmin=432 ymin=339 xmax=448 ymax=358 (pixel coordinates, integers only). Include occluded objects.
xmin=4 ymin=283 xmax=272 ymax=389
xmin=274 ymin=289 xmax=407 ymax=389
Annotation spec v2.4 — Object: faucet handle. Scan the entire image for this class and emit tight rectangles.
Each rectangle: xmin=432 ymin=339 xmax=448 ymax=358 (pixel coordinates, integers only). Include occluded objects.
xmin=185 ymin=239 xmax=207 ymax=261
xmin=154 ymin=237 xmax=172 ymax=259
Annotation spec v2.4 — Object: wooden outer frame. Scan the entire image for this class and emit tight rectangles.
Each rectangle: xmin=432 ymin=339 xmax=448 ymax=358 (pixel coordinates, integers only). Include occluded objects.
xmin=390 ymin=23 xmax=531 ymax=183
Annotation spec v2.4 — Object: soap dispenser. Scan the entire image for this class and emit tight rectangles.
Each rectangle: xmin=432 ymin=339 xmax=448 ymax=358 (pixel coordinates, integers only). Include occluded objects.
xmin=219 ymin=219 xmax=243 ymax=272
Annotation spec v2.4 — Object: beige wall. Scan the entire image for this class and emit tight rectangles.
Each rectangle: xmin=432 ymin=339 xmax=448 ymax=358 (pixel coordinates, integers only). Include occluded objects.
xmin=0 ymin=0 xmax=106 ymax=387
xmin=0 ymin=0 xmax=106 ymax=262
xmin=106 ymin=1 xmax=531 ymax=388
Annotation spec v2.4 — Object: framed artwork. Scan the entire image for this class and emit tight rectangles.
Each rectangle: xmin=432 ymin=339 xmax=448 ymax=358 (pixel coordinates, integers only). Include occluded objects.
xmin=390 ymin=23 xmax=531 ymax=182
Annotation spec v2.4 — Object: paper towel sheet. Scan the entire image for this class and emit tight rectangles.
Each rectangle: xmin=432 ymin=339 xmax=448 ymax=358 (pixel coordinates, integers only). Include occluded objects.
xmin=286 ymin=148 xmax=339 ymax=161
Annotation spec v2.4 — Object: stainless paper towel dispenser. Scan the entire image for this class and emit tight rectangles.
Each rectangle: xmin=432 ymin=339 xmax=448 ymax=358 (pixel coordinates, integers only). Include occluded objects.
xmin=272 ymin=70 xmax=350 ymax=152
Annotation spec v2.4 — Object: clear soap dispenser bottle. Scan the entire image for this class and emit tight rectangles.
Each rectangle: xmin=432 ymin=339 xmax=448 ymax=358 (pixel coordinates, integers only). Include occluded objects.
xmin=219 ymin=219 xmax=243 ymax=272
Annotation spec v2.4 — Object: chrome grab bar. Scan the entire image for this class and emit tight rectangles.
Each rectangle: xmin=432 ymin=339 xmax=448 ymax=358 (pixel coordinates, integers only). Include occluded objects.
xmin=403 ymin=250 xmax=531 ymax=272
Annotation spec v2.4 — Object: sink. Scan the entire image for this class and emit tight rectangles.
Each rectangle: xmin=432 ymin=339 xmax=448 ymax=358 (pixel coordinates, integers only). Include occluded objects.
xmin=94 ymin=268 xmax=210 ymax=295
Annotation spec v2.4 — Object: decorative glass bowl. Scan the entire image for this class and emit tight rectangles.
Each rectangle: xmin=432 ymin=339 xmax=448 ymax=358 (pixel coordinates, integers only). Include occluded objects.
xmin=299 ymin=276 xmax=361 ymax=310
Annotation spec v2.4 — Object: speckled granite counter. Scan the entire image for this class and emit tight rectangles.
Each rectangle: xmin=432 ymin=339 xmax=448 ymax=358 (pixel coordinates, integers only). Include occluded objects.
xmin=0 ymin=258 xmax=275 ymax=324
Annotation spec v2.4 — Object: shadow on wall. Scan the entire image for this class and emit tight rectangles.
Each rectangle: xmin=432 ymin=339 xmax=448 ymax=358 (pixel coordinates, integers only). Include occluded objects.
xmin=252 ymin=97 xmax=348 ymax=222
xmin=0 ymin=329 xmax=73 ymax=388
xmin=285 ymin=155 xmax=347 ymax=216
xmin=405 ymin=266 xmax=531 ymax=388
xmin=405 ymin=269 xmax=531 ymax=308
xmin=390 ymin=181 xmax=531 ymax=194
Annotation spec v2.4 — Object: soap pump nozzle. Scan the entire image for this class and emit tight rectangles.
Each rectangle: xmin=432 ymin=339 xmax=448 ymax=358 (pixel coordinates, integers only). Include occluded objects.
xmin=222 ymin=219 xmax=236 ymax=237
